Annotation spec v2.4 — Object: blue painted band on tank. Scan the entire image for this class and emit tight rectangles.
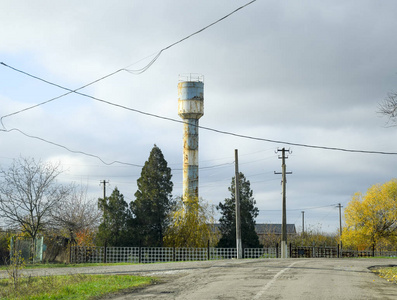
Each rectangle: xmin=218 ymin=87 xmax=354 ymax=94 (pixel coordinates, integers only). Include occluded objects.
xmin=178 ymin=82 xmax=204 ymax=100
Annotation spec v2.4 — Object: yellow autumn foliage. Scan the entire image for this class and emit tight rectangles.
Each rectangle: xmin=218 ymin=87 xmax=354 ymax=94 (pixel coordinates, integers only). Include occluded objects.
xmin=342 ymin=179 xmax=397 ymax=249
xmin=163 ymin=197 xmax=220 ymax=248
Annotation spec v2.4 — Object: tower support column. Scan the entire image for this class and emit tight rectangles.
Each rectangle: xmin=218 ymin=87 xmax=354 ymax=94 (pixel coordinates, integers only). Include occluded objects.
xmin=178 ymin=75 xmax=204 ymax=202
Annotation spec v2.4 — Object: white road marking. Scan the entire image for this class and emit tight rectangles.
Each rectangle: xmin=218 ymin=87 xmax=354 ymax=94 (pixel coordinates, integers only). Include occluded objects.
xmin=253 ymin=260 xmax=301 ymax=299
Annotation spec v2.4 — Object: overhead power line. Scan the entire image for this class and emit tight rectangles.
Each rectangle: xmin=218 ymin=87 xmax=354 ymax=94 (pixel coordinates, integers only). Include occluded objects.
xmin=0 ymin=62 xmax=124 ymax=124
xmin=1 ymin=1 xmax=394 ymax=155
xmin=0 ymin=62 xmax=182 ymax=129
xmin=124 ymin=0 xmax=257 ymax=74
xmin=1 ymin=127 xmax=236 ymax=170
xmin=1 ymin=128 xmax=144 ymax=167
xmin=2 ymin=62 xmax=397 ymax=156
xmin=0 ymin=0 xmax=257 ymax=123
xmin=173 ymin=161 xmax=234 ymax=171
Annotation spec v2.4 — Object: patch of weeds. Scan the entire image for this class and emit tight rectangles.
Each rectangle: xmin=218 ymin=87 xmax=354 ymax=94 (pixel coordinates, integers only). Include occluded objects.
xmin=5 ymin=249 xmax=25 ymax=290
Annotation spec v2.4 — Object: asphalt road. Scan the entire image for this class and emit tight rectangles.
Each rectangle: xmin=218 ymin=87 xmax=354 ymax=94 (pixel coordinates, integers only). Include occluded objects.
xmin=1 ymin=258 xmax=396 ymax=299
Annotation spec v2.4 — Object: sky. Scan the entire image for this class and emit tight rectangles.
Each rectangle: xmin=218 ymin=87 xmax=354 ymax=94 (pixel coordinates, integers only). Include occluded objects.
xmin=1 ymin=0 xmax=397 ymax=234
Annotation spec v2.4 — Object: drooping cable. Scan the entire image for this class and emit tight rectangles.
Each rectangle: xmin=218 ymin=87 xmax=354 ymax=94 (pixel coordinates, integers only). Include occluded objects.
xmin=2 ymin=63 xmax=397 ymax=155
xmin=1 ymin=127 xmax=143 ymax=167
xmin=124 ymin=0 xmax=257 ymax=74
xmin=0 ymin=62 xmax=124 ymax=127
xmin=0 ymin=0 xmax=257 ymax=124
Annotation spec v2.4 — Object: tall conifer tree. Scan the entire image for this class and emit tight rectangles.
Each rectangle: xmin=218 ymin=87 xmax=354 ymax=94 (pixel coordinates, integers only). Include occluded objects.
xmin=217 ymin=172 xmax=261 ymax=248
xmin=97 ymin=187 xmax=130 ymax=246
xmin=130 ymin=145 xmax=173 ymax=246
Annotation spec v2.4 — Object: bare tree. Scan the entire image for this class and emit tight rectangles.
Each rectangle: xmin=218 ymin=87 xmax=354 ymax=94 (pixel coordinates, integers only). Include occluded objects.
xmin=50 ymin=184 xmax=100 ymax=243
xmin=0 ymin=157 xmax=70 ymax=241
xmin=379 ymin=92 xmax=397 ymax=126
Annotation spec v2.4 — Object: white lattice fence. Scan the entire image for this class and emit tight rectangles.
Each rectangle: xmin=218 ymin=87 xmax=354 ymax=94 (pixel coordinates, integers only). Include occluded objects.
xmin=244 ymin=247 xmax=277 ymax=258
xmin=71 ymin=246 xmax=104 ymax=263
xmin=210 ymin=248 xmax=236 ymax=260
xmin=176 ymin=248 xmax=208 ymax=261
xmin=141 ymin=247 xmax=173 ymax=263
xmin=71 ymin=246 xmax=294 ymax=263
xmin=106 ymin=247 xmax=139 ymax=263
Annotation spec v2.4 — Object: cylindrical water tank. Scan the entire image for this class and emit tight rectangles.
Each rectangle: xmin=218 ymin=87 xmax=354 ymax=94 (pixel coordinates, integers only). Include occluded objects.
xmin=178 ymin=81 xmax=204 ymax=120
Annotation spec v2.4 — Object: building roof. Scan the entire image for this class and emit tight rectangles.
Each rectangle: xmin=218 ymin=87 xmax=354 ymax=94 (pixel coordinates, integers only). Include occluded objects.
xmin=255 ymin=224 xmax=296 ymax=235
xmin=212 ymin=223 xmax=297 ymax=235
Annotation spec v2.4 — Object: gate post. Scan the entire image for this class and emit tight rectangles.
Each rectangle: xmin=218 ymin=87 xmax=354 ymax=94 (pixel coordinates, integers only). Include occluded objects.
xmin=69 ymin=242 xmax=72 ymax=264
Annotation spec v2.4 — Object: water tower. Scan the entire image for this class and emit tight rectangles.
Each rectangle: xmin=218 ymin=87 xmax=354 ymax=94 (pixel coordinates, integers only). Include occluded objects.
xmin=178 ymin=74 xmax=204 ymax=202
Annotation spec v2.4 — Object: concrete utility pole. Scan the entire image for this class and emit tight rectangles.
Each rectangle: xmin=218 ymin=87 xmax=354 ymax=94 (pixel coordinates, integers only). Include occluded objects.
xmin=100 ymin=180 xmax=109 ymax=199
xmin=337 ymin=203 xmax=343 ymax=251
xmin=234 ymin=149 xmax=242 ymax=259
xmin=301 ymin=211 xmax=305 ymax=234
xmin=274 ymin=148 xmax=292 ymax=258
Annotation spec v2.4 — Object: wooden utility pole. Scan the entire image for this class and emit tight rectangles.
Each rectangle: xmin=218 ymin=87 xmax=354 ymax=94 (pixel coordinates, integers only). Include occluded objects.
xmin=275 ymin=148 xmax=292 ymax=258
xmin=234 ymin=149 xmax=242 ymax=259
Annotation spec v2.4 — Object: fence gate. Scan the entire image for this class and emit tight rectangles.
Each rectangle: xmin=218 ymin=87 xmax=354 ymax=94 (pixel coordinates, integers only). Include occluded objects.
xmin=10 ymin=236 xmax=44 ymax=263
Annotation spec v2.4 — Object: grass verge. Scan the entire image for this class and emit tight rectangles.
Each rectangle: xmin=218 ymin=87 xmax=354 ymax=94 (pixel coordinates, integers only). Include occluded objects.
xmin=374 ymin=267 xmax=397 ymax=284
xmin=0 ymin=262 xmax=138 ymax=270
xmin=0 ymin=274 xmax=154 ymax=299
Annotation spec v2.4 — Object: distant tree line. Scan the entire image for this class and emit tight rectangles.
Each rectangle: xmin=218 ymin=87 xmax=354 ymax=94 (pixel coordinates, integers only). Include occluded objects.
xmin=0 ymin=145 xmax=265 ymax=260
xmin=95 ymin=147 xmax=262 ymax=248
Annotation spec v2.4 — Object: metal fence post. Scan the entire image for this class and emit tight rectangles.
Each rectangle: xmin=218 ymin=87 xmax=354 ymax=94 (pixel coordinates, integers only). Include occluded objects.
xmin=104 ymin=242 xmax=107 ymax=263
xmin=139 ymin=247 xmax=142 ymax=264
xmin=207 ymin=240 xmax=210 ymax=260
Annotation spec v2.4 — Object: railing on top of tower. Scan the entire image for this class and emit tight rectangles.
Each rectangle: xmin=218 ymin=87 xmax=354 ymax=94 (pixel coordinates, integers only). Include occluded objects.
xmin=178 ymin=73 xmax=204 ymax=83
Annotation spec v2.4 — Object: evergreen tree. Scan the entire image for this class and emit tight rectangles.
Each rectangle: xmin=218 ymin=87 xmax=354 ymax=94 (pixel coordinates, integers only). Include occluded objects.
xmin=97 ymin=187 xmax=131 ymax=246
xmin=217 ymin=172 xmax=261 ymax=248
xmin=130 ymin=145 xmax=173 ymax=247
